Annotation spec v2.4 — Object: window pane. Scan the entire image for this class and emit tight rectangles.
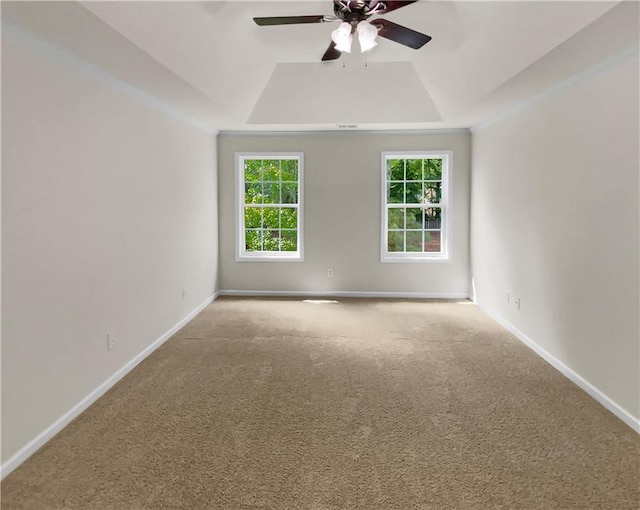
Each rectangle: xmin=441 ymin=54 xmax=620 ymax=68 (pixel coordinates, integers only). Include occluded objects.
xmin=387 ymin=182 xmax=404 ymax=204
xmin=424 ymin=207 xmax=441 ymax=229
xmin=406 ymin=159 xmax=422 ymax=181
xmin=263 ymin=229 xmax=280 ymax=251
xmin=245 ymin=230 xmax=263 ymax=251
xmin=281 ymin=230 xmax=297 ymax=251
xmin=424 ymin=182 xmax=441 ymax=204
xmin=280 ymin=208 xmax=297 ymax=229
xmin=387 ymin=159 xmax=404 ymax=181
xmin=424 ymin=231 xmax=441 ymax=252
xmin=281 ymin=182 xmax=298 ymax=204
xmin=244 ymin=160 xmax=262 ymax=181
xmin=244 ymin=207 xmax=261 ymax=228
xmin=263 ymin=160 xmax=280 ymax=181
xmin=245 ymin=182 xmax=262 ymax=204
xmin=388 ymin=231 xmax=404 ymax=252
xmin=406 ymin=231 xmax=423 ymax=252
xmin=405 ymin=182 xmax=422 ymax=204
xmin=281 ymin=159 xmax=298 ymax=181
xmin=262 ymin=183 xmax=280 ymax=204
xmin=262 ymin=208 xmax=279 ymax=229
xmin=387 ymin=208 xmax=404 ymax=230
xmin=406 ymin=208 xmax=422 ymax=229
xmin=424 ymin=159 xmax=442 ymax=180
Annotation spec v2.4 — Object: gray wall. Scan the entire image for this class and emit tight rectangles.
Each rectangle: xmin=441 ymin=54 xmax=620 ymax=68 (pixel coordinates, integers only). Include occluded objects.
xmin=471 ymin=56 xmax=639 ymax=420
xmin=218 ymin=131 xmax=471 ymax=296
xmin=2 ymin=33 xmax=218 ymax=462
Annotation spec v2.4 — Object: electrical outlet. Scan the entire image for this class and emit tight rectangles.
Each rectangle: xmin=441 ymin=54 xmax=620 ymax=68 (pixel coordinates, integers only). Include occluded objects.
xmin=182 ymin=287 xmax=187 ymax=300
xmin=107 ymin=334 xmax=116 ymax=351
xmin=328 ymin=268 xmax=334 ymax=277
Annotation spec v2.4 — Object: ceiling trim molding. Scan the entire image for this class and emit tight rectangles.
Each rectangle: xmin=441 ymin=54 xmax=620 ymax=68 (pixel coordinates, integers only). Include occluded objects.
xmin=2 ymin=20 xmax=219 ymax=136
xmin=219 ymin=128 xmax=470 ymax=137
xmin=471 ymin=43 xmax=639 ymax=133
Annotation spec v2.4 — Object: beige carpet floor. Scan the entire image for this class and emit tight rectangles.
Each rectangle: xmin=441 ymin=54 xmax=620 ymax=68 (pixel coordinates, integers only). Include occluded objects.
xmin=2 ymin=297 xmax=638 ymax=509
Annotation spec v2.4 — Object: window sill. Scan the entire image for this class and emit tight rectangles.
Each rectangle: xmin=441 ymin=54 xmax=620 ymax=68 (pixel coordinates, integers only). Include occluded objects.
xmin=381 ymin=254 xmax=449 ymax=263
xmin=237 ymin=253 xmax=304 ymax=262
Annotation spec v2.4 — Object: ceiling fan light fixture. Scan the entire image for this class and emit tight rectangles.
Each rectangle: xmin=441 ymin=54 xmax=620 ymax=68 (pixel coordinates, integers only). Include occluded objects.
xmin=331 ymin=22 xmax=353 ymax=53
xmin=357 ymin=20 xmax=378 ymax=52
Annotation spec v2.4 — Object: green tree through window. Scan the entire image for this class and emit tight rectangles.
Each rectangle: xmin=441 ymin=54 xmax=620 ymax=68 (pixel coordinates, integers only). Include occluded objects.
xmin=382 ymin=153 xmax=450 ymax=261
xmin=237 ymin=154 xmax=303 ymax=260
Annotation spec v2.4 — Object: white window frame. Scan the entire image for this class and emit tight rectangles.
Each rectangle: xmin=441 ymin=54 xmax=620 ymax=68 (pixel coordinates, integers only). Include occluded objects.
xmin=380 ymin=151 xmax=452 ymax=263
xmin=235 ymin=152 xmax=304 ymax=262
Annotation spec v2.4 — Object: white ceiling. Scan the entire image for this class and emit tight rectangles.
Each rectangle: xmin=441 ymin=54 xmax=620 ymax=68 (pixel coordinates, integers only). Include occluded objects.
xmin=248 ymin=61 xmax=442 ymax=124
xmin=3 ymin=1 xmax=637 ymax=132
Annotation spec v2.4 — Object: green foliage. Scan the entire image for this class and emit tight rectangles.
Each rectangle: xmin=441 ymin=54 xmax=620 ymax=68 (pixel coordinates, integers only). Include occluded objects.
xmin=385 ymin=156 xmax=443 ymax=254
xmin=405 ymin=182 xmax=422 ymax=203
xmin=281 ymin=230 xmax=297 ymax=251
xmin=281 ymin=183 xmax=297 ymax=204
xmin=424 ymin=159 xmax=442 ymax=180
xmin=262 ymin=231 xmax=279 ymax=251
xmin=245 ymin=208 xmax=261 ymax=228
xmin=387 ymin=231 xmax=404 ymax=252
xmin=280 ymin=208 xmax=297 ymax=229
xmin=242 ymin=158 xmax=300 ymax=253
xmin=387 ymin=183 xmax=404 ymax=204
xmin=406 ymin=231 xmax=422 ymax=252
xmin=262 ymin=160 xmax=280 ymax=181
xmin=262 ymin=184 xmax=280 ymax=204
xmin=244 ymin=229 xmax=297 ymax=252
xmin=387 ymin=157 xmax=441 ymax=182
xmin=388 ymin=208 xmax=404 ymax=230
xmin=244 ymin=159 xmax=262 ymax=181
xmin=406 ymin=159 xmax=422 ymax=180
xmin=245 ymin=230 xmax=262 ymax=251
xmin=245 ymin=182 xmax=262 ymax=203
xmin=406 ymin=208 xmax=422 ymax=229
xmin=387 ymin=159 xmax=404 ymax=181
xmin=281 ymin=159 xmax=298 ymax=181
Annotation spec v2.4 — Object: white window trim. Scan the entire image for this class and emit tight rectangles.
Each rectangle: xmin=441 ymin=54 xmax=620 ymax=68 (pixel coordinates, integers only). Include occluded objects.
xmin=235 ymin=152 xmax=304 ymax=262
xmin=380 ymin=151 xmax=452 ymax=263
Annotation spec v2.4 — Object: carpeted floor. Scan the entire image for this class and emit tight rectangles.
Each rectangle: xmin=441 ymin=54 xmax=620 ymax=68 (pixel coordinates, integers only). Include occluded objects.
xmin=2 ymin=297 xmax=638 ymax=509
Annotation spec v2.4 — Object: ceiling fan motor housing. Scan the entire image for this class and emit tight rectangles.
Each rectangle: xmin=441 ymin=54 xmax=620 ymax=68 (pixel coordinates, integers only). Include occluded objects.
xmin=333 ymin=0 xmax=371 ymax=28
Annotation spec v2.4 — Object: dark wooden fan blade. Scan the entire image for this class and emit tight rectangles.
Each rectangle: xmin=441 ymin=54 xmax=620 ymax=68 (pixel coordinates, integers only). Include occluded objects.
xmin=369 ymin=1 xmax=417 ymax=15
xmin=254 ymin=15 xmax=326 ymax=26
xmin=321 ymin=41 xmax=342 ymax=61
xmin=370 ymin=18 xmax=431 ymax=49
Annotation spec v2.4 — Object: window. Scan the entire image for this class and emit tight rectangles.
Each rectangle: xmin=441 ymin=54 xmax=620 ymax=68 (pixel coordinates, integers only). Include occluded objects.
xmin=236 ymin=153 xmax=303 ymax=261
xmin=381 ymin=151 xmax=451 ymax=262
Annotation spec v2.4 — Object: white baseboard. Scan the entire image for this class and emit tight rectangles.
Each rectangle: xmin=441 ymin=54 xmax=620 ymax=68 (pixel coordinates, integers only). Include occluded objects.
xmin=0 ymin=292 xmax=218 ymax=480
xmin=219 ymin=289 xmax=470 ymax=300
xmin=475 ymin=301 xmax=640 ymax=433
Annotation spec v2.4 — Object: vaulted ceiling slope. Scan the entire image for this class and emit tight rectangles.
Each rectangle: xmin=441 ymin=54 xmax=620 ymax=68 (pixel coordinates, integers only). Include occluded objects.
xmin=3 ymin=1 xmax=638 ymax=131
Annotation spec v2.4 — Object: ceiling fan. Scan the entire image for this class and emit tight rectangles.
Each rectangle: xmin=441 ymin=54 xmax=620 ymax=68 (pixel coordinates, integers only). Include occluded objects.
xmin=254 ymin=0 xmax=432 ymax=61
